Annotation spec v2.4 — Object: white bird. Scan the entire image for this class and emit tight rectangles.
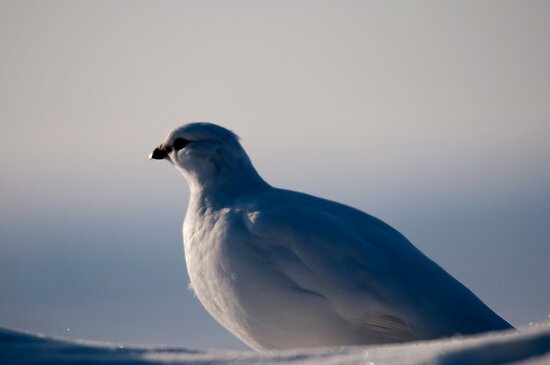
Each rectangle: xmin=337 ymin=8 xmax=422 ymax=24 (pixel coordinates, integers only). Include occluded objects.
xmin=150 ymin=122 xmax=513 ymax=351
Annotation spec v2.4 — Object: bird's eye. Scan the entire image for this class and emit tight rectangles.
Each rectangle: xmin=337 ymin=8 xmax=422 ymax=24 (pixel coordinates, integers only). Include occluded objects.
xmin=173 ymin=138 xmax=189 ymax=151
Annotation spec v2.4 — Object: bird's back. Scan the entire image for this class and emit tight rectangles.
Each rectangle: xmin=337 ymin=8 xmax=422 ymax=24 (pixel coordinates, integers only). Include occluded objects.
xmin=244 ymin=188 xmax=513 ymax=340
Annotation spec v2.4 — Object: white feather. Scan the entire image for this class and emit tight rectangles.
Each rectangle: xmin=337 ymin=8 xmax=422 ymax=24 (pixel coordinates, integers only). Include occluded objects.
xmin=152 ymin=122 xmax=513 ymax=351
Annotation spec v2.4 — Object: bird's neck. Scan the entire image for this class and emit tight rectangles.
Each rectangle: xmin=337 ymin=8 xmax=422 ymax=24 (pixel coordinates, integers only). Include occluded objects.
xmin=187 ymin=165 xmax=269 ymax=211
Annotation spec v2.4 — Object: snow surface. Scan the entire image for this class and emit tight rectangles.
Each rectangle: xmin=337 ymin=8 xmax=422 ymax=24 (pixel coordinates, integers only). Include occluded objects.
xmin=1 ymin=324 xmax=549 ymax=365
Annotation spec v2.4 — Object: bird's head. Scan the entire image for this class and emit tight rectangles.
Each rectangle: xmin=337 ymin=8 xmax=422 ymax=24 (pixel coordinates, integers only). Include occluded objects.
xmin=150 ymin=122 xmax=267 ymax=194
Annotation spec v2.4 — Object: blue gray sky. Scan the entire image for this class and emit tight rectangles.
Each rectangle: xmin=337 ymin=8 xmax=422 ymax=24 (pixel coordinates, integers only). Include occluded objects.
xmin=0 ymin=1 xmax=549 ymax=349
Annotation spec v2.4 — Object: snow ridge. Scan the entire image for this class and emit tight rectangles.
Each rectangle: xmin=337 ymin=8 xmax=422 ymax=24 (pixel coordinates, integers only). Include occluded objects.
xmin=1 ymin=324 xmax=549 ymax=364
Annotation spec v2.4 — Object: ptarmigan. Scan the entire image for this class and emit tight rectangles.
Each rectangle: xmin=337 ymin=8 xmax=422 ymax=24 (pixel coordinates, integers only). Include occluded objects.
xmin=150 ymin=122 xmax=513 ymax=351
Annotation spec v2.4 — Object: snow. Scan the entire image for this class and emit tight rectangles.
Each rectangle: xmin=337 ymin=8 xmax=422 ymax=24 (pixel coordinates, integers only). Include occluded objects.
xmin=1 ymin=324 xmax=549 ymax=364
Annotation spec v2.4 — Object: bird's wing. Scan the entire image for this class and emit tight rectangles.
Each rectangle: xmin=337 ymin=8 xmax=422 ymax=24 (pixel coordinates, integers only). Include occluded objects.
xmin=243 ymin=199 xmax=417 ymax=341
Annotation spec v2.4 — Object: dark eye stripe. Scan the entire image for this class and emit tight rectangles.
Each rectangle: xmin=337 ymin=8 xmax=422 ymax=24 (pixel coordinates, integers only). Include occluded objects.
xmin=173 ymin=138 xmax=189 ymax=151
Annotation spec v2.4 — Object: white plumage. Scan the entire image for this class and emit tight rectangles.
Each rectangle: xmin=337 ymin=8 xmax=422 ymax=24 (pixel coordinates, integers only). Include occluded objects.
xmin=150 ymin=122 xmax=512 ymax=351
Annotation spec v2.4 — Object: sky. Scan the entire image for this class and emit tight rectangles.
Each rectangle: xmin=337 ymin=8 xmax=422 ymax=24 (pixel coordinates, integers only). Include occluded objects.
xmin=0 ymin=0 xmax=549 ymax=350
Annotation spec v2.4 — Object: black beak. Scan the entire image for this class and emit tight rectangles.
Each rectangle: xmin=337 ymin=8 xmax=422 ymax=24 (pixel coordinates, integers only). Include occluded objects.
xmin=149 ymin=147 xmax=167 ymax=160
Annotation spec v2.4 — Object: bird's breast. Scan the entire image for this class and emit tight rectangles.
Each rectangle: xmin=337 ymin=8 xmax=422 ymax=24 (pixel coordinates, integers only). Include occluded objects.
xmin=183 ymin=208 xmax=258 ymax=339
xmin=182 ymin=207 xmax=357 ymax=350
